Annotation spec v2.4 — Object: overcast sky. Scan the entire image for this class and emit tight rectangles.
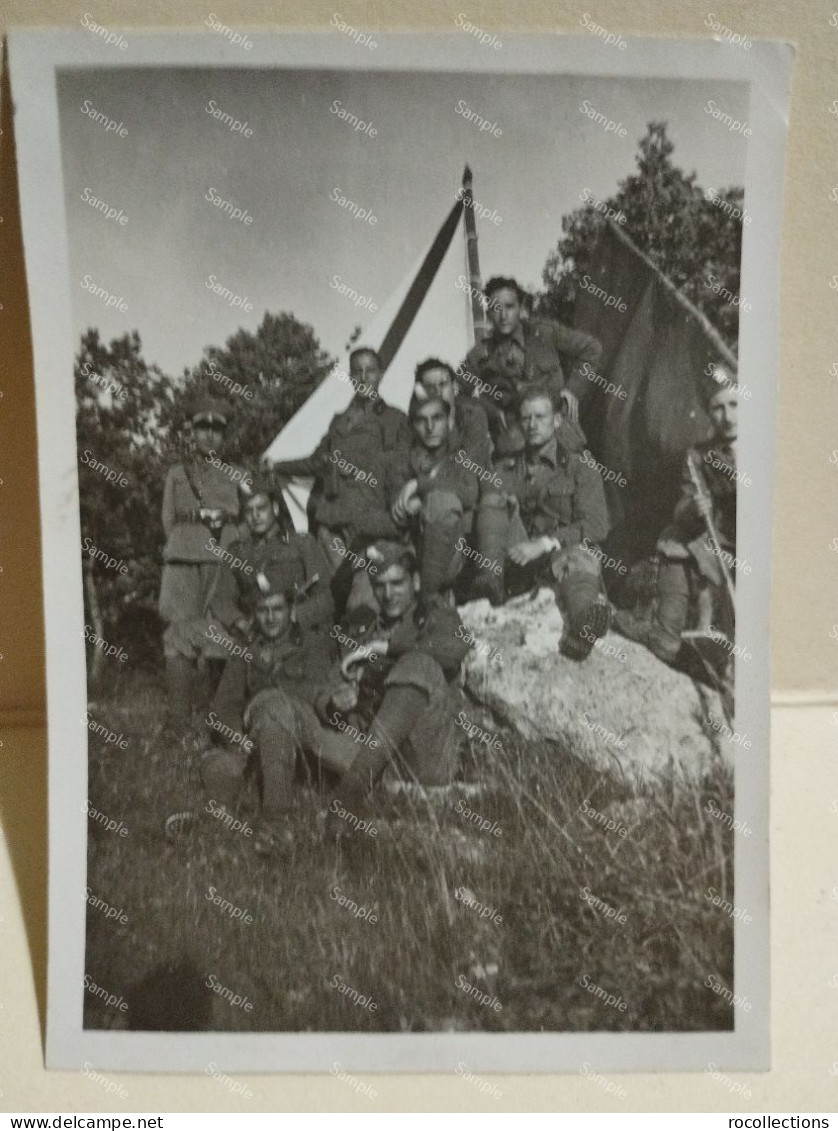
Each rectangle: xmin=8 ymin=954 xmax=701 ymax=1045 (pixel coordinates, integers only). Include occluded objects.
xmin=57 ymin=66 xmax=748 ymax=377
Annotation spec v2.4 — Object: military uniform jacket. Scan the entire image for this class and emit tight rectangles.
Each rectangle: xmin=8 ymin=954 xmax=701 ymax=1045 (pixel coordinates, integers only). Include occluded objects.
xmin=209 ymin=628 xmax=334 ymax=745
xmin=212 ymin=529 xmax=334 ymax=632
xmin=452 ymin=399 xmax=493 ymax=468
xmin=527 ymin=318 xmax=603 ymax=403
xmin=497 ymin=439 xmax=609 ymax=547
xmin=272 ymin=398 xmax=409 ymax=541
xmin=460 ymin=324 xmax=566 ymax=416
xmin=383 ymin=441 xmax=480 ymax=522
xmin=162 ymin=459 xmax=243 ymax=563
xmin=317 ymin=597 xmax=469 ymax=725
xmin=459 ymin=320 xmax=602 ymax=413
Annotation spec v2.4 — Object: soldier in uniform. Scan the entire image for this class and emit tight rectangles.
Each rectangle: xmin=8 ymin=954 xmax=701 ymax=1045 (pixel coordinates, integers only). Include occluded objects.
xmin=222 ymin=541 xmax=470 ymax=846
xmin=212 ymin=474 xmax=334 ymax=642
xmin=195 ymin=561 xmax=338 ymax=856
xmin=456 ymin=276 xmax=600 ymax=456
xmin=266 ymin=347 xmax=409 ymax=612
xmin=159 ymin=395 xmax=245 ymax=722
xmin=614 ymin=366 xmax=738 ymax=664
xmin=383 ymin=387 xmax=480 ymax=600
xmin=475 ymin=385 xmax=611 ymax=658
xmin=414 ymin=357 xmax=492 ymax=467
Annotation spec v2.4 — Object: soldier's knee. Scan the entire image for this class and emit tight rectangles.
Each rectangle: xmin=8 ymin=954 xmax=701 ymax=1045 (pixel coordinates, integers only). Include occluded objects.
xmin=246 ymin=687 xmax=297 ymax=736
xmin=385 ymin=650 xmax=446 ymax=698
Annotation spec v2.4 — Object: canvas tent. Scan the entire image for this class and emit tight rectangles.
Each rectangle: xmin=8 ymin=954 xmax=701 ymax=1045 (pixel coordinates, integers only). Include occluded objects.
xmin=263 ymin=176 xmax=475 ymax=530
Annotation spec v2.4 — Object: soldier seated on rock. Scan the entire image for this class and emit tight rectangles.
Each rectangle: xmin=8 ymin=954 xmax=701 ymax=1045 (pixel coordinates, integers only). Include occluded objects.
xmin=414 ymin=356 xmax=492 ymax=468
xmin=613 ymin=365 xmax=738 ymax=665
xmin=456 ymin=275 xmax=596 ymax=457
xmin=320 ymin=540 xmax=470 ymax=834
xmin=212 ymin=473 xmax=334 ymax=642
xmin=383 ymin=386 xmax=480 ymax=601
xmin=472 ymin=385 xmax=612 ymax=661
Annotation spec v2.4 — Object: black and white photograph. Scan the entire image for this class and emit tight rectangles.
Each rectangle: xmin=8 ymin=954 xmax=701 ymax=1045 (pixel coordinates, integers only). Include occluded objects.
xmin=7 ymin=26 xmax=784 ymax=1075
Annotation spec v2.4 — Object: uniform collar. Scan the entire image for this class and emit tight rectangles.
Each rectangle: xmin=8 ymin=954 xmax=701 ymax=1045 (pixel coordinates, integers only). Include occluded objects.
xmin=491 ymin=323 xmax=526 ymax=351
xmin=525 ymin=437 xmax=561 ymax=469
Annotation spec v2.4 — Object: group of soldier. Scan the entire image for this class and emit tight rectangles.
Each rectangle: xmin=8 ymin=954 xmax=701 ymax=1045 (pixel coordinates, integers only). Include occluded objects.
xmin=158 ymin=275 xmax=739 ymax=854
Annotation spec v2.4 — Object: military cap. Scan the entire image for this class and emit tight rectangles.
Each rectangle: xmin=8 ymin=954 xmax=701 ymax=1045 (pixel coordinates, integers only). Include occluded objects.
xmin=238 ymin=472 xmax=276 ymax=505
xmin=249 ymin=561 xmax=302 ymax=604
xmin=191 ymin=393 xmax=231 ymax=427
xmin=408 ymin=384 xmax=449 ymax=418
xmin=365 ymin=539 xmax=417 ymax=574
xmin=700 ymin=363 xmax=738 ymax=406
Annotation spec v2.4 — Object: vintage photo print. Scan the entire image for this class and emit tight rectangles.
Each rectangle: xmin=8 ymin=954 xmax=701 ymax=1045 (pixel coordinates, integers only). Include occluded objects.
xmin=8 ymin=26 xmax=789 ymax=1075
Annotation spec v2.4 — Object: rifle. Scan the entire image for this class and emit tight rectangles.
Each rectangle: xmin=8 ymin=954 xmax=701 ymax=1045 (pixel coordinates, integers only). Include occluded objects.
xmin=686 ymin=452 xmax=735 ymax=608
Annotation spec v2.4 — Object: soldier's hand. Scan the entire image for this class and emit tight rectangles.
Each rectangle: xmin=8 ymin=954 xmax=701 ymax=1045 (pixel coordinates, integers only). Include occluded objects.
xmin=392 ymin=480 xmax=419 ymax=525
xmin=559 ymin=390 xmax=579 ymax=423
xmin=233 ymin=616 xmax=253 ymax=641
xmin=331 ymin=679 xmax=359 ymax=712
xmin=509 ymin=539 xmax=549 ymax=566
xmin=362 ymin=638 xmax=389 ymax=663
xmin=695 ymin=491 xmax=714 ymax=520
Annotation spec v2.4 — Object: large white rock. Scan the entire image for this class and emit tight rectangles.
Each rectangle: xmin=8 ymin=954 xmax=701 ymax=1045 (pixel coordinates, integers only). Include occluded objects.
xmin=457 ymin=588 xmax=731 ymax=785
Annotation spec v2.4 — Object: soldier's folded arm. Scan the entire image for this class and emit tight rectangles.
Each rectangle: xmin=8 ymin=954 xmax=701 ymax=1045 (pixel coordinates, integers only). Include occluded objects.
xmin=544 ymin=323 xmax=603 ymax=403
xmin=267 ymin=413 xmax=342 ymax=480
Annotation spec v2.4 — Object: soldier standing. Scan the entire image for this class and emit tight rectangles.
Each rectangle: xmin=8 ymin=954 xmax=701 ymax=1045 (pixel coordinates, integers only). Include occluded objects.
xmin=614 ymin=367 xmax=738 ymax=664
xmin=159 ymin=395 xmax=244 ymax=722
xmin=475 ymin=386 xmax=611 ymax=659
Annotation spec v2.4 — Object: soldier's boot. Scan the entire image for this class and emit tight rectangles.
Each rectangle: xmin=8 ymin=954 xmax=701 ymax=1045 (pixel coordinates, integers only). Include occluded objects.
xmin=647 ymin=560 xmax=689 ymax=664
xmin=469 ymin=494 xmax=509 ymax=605
xmin=165 ymin=654 xmax=195 ymax=729
xmin=326 ymin=686 xmax=428 ymax=839
xmin=164 ymin=746 xmax=245 ymax=841
xmin=558 ymin=574 xmax=611 ymax=662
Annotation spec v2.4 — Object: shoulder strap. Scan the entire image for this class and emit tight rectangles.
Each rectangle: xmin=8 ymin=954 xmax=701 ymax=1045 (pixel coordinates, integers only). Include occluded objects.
xmin=181 ymin=459 xmax=205 ymax=508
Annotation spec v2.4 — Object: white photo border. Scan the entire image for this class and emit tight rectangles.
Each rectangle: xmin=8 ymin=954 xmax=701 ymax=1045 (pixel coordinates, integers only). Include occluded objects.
xmin=7 ymin=26 xmax=789 ymax=1074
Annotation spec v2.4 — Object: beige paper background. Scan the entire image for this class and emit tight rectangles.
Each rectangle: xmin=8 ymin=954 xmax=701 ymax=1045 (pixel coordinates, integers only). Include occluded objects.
xmin=0 ymin=0 xmax=835 ymax=1113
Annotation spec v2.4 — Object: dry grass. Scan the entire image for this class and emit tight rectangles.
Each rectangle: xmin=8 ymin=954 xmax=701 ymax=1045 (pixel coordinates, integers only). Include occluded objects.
xmin=83 ymin=671 xmax=734 ymax=1033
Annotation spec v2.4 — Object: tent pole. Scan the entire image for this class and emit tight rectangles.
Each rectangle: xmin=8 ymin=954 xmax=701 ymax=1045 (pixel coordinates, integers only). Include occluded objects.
xmin=463 ymin=165 xmax=489 ymax=344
